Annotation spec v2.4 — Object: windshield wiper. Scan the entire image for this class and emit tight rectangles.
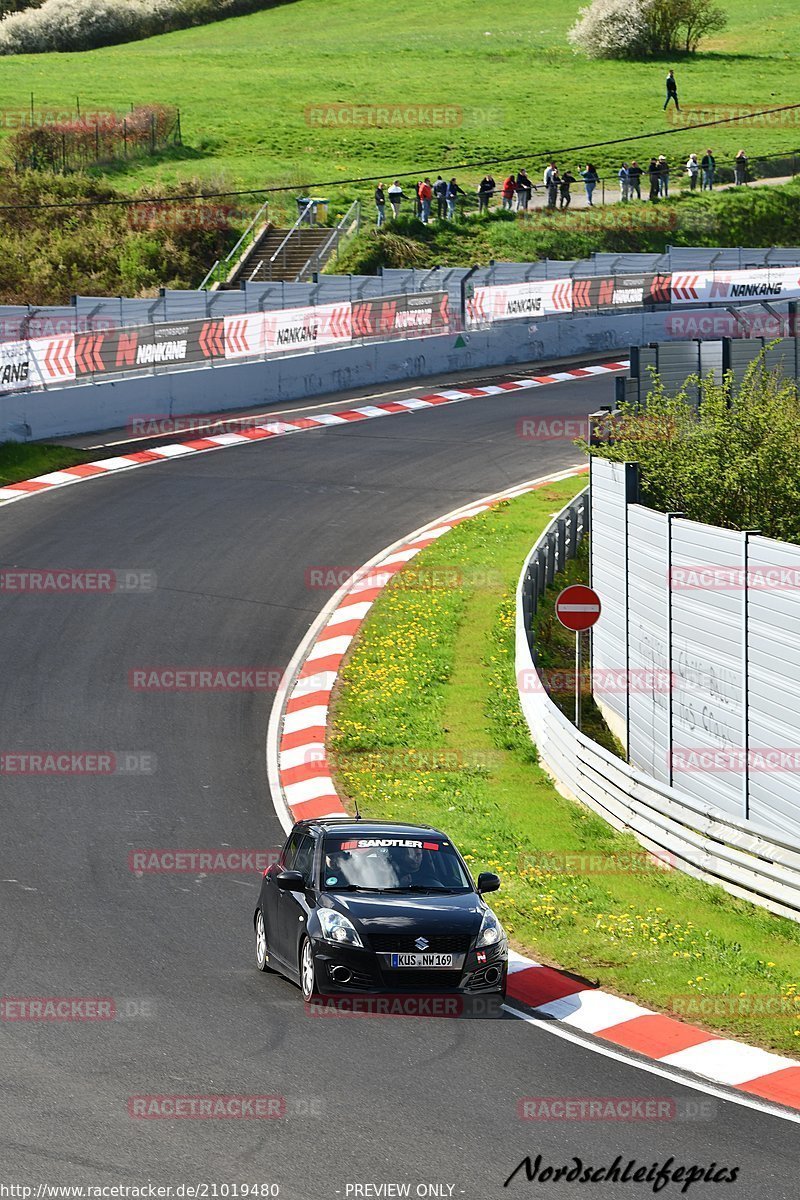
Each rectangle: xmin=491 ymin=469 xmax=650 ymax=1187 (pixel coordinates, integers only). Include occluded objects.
xmin=378 ymin=885 xmax=465 ymax=893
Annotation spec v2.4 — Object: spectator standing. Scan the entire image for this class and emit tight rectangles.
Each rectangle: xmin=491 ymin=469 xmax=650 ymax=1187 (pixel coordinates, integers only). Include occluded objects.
xmin=433 ymin=175 xmax=448 ymax=219
xmin=446 ymin=177 xmax=465 ymax=219
xmin=501 ymin=173 xmax=516 ymax=210
xmin=735 ymin=149 xmax=748 ymax=185
xmin=478 ymin=174 xmax=495 ymax=213
xmin=664 ymin=70 xmax=679 ymax=111
xmin=657 ymin=155 xmax=669 ymax=197
xmin=618 ymin=162 xmax=629 ymax=202
xmin=419 ymin=177 xmax=433 ymax=223
xmin=516 ymin=168 xmax=534 ymax=210
xmin=546 ymin=165 xmax=560 ymax=209
xmin=375 ymin=182 xmax=386 ymax=227
xmin=387 ymin=180 xmax=404 ymax=218
xmin=559 ymin=169 xmax=576 ymax=209
xmin=627 ymin=160 xmax=642 ymax=199
xmin=648 ymin=158 xmax=660 ymax=202
xmin=701 ymin=149 xmax=715 ymax=190
xmin=413 ymin=182 xmax=423 ymax=219
xmin=686 ymin=154 xmax=700 ymax=191
xmin=581 ymin=162 xmax=599 ymax=206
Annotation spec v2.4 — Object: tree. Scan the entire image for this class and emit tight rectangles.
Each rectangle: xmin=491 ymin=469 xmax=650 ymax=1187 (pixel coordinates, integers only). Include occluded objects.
xmin=569 ymin=0 xmax=728 ymax=58
xmin=585 ymin=355 xmax=800 ymax=543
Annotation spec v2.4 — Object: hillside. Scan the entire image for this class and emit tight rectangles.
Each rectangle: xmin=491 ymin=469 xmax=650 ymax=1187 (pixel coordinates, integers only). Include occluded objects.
xmin=0 ymin=0 xmax=797 ymax=219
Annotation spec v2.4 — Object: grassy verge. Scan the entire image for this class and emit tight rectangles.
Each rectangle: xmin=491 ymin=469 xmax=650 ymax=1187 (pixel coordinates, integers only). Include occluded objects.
xmin=335 ymin=181 xmax=800 ymax=275
xmin=329 ymin=479 xmax=800 ymax=1053
xmin=0 ymin=442 xmax=93 ymax=486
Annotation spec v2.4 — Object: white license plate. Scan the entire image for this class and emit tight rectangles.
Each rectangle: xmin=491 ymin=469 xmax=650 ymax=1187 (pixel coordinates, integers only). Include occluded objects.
xmin=389 ymin=953 xmax=454 ymax=968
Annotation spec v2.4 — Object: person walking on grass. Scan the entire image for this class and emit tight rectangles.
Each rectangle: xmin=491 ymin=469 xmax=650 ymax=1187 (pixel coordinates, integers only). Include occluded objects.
xmin=387 ymin=180 xmax=404 ymax=218
xmin=478 ymin=174 xmax=495 ymax=213
xmin=648 ymin=158 xmax=660 ymax=202
xmin=701 ymin=148 xmax=715 ymax=189
xmin=581 ymin=162 xmax=599 ymax=206
xmin=559 ymin=168 xmax=576 ymax=209
xmin=446 ymin=177 xmax=465 ymax=219
xmin=375 ymin=182 xmax=386 ymax=227
xmin=686 ymin=153 xmax=700 ymax=191
xmin=627 ymin=160 xmax=642 ymax=199
xmin=434 ymin=175 xmax=448 ymax=219
xmin=501 ymin=173 xmax=516 ymax=210
xmin=618 ymin=162 xmax=629 ymax=202
xmin=735 ymin=149 xmax=748 ymax=185
xmin=664 ymin=69 xmax=679 ymax=111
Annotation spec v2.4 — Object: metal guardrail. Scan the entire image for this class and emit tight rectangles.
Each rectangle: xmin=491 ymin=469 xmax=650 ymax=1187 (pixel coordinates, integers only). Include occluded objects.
xmin=200 ymin=200 xmax=270 ymax=291
xmin=516 ymin=489 xmax=800 ymax=924
xmin=295 ymin=199 xmax=362 ymax=282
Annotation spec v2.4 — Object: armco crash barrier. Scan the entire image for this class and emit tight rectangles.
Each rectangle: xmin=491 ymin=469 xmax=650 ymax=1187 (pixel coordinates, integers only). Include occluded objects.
xmin=466 ymin=265 xmax=800 ymax=325
xmin=1 ymin=292 xmax=450 ymax=396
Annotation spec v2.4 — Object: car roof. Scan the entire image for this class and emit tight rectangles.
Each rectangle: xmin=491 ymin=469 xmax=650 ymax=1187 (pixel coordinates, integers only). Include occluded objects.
xmin=294 ymin=816 xmax=444 ymax=838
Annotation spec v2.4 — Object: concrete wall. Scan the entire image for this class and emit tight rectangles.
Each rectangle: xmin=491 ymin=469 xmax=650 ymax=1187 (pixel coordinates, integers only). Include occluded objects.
xmin=0 ymin=309 xmax=723 ymax=442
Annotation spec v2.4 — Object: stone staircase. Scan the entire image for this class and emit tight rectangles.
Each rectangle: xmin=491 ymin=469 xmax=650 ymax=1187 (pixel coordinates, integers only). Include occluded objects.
xmin=227 ymin=224 xmax=330 ymax=286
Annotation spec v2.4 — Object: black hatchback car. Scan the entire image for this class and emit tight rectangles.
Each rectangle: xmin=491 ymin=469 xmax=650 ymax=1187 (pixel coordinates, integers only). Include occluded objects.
xmin=254 ymin=818 xmax=507 ymax=1002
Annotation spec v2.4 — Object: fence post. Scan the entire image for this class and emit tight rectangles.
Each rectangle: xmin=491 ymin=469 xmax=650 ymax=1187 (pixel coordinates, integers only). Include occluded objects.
xmin=150 ymin=113 xmax=156 ymax=156
xmin=123 ymin=119 xmax=127 ymax=158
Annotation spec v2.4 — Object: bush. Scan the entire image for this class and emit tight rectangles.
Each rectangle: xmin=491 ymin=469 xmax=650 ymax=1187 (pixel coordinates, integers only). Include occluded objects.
xmin=569 ymin=0 xmax=727 ymax=59
xmin=0 ymin=0 xmax=285 ymax=54
xmin=8 ymin=105 xmax=179 ymax=169
xmin=588 ymin=356 xmax=800 ymax=543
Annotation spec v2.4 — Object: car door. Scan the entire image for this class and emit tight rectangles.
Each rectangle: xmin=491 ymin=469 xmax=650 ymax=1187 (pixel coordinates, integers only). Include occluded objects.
xmin=262 ymin=830 xmax=301 ymax=966
xmin=276 ymin=832 xmax=317 ymax=973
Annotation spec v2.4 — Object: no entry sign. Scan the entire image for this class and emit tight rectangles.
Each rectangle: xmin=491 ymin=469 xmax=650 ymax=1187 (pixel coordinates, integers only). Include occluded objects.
xmin=555 ymin=585 xmax=601 ymax=632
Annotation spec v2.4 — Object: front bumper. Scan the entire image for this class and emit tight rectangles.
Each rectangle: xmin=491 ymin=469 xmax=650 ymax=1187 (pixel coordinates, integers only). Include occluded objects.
xmin=309 ymin=936 xmax=508 ymax=997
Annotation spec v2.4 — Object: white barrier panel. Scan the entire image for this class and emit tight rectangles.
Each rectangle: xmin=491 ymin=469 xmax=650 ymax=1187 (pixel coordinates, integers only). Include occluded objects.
xmin=516 ymin=495 xmax=800 ymax=923
xmin=264 ymin=303 xmax=351 ymax=353
xmin=672 ymin=267 xmax=800 ymax=304
xmin=224 ymin=312 xmax=267 ymax=360
xmin=0 ymin=335 xmax=75 ymax=394
xmin=468 ymin=279 xmax=573 ymax=325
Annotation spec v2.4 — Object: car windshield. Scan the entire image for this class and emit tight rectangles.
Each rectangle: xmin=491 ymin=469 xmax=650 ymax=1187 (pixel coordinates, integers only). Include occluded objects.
xmin=321 ymin=835 xmax=471 ymax=892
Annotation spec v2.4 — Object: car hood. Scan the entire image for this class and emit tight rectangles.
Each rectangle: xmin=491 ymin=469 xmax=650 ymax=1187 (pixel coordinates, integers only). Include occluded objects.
xmin=326 ymin=891 xmax=485 ymax=935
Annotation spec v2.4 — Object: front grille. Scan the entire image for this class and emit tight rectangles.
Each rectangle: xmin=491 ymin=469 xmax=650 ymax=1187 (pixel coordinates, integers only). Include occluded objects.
xmin=369 ymin=933 xmax=472 ymax=954
xmin=381 ymin=969 xmax=464 ymax=991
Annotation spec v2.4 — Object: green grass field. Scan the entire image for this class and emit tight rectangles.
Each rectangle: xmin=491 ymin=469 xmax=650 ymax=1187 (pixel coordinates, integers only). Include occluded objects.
xmin=0 ymin=0 xmax=797 ymax=223
xmin=330 ymin=482 xmax=800 ymax=1052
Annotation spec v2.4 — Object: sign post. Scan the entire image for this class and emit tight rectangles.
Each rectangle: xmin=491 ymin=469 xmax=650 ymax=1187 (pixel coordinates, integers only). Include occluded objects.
xmin=555 ymin=585 xmax=602 ymax=730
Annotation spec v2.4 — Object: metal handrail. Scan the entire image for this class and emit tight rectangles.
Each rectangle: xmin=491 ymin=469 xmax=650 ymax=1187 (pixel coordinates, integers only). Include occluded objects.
xmin=295 ymin=200 xmax=361 ymax=282
xmin=200 ymin=200 xmax=270 ymax=291
xmin=248 ymin=201 xmax=315 ymax=284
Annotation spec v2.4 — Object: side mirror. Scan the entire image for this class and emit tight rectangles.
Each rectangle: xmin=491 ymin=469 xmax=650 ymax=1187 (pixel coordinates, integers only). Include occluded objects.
xmin=477 ymin=871 xmax=500 ymax=895
xmin=276 ymin=869 xmax=307 ymax=893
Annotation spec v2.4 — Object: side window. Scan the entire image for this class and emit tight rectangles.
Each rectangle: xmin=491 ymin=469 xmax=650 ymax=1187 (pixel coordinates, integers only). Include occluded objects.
xmin=281 ymin=832 xmax=302 ymax=869
xmin=292 ymin=835 xmax=316 ymax=885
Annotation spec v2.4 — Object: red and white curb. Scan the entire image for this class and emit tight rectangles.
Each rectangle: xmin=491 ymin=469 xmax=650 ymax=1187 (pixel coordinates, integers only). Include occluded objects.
xmin=266 ymin=470 xmax=800 ymax=1119
xmin=0 ymin=361 xmax=627 ymax=509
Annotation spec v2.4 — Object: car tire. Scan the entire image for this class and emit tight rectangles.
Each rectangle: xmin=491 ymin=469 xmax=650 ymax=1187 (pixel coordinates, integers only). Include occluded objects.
xmin=255 ymin=909 xmax=272 ymax=973
xmin=299 ymin=936 xmax=318 ymax=1001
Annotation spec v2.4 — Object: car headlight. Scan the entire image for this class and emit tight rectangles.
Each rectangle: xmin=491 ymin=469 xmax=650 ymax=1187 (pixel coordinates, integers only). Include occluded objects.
xmin=476 ymin=908 xmax=505 ymax=948
xmin=318 ymin=908 xmax=364 ymax=948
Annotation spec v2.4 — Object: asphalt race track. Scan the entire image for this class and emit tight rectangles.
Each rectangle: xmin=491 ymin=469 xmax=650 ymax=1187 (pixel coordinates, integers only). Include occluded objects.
xmin=1 ymin=368 xmax=798 ymax=1197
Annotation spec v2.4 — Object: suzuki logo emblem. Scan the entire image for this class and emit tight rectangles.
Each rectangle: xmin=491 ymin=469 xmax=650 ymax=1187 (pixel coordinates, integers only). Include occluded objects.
xmin=415 ymin=937 xmax=429 ymax=951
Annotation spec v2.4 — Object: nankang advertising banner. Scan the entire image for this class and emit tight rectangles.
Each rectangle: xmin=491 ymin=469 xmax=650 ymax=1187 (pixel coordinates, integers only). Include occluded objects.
xmin=467 ymin=279 xmax=572 ymax=325
xmin=572 ymin=274 xmax=671 ymax=309
xmin=351 ymin=292 xmax=450 ymax=337
xmin=264 ymin=303 xmax=352 ymax=353
xmin=0 ymin=335 xmax=75 ymax=393
xmin=75 ymin=320 xmax=222 ymax=377
xmin=670 ymin=267 xmax=800 ymax=305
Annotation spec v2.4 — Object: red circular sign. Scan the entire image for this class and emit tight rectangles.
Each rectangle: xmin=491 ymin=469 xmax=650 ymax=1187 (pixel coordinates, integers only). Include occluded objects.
xmin=555 ymin=584 xmax=602 ymax=632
